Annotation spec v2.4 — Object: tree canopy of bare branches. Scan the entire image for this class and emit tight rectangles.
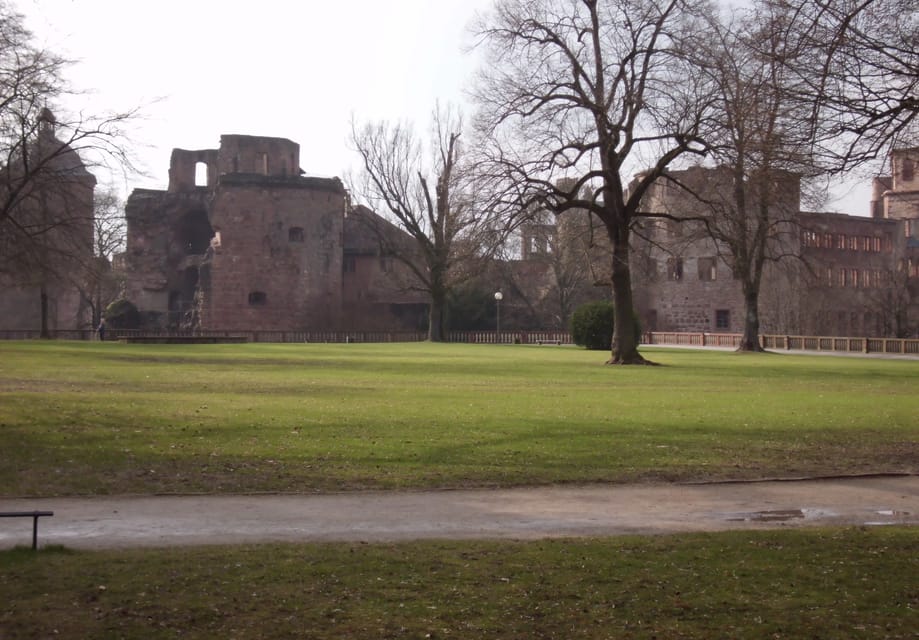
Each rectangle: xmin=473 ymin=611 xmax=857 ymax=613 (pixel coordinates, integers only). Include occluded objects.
xmin=471 ymin=0 xmax=717 ymax=363
xmin=0 ymin=0 xmax=137 ymax=333
xmin=349 ymin=106 xmax=502 ymax=341
xmin=1 ymin=0 xmax=136 ymax=274
xmin=776 ymin=0 xmax=918 ymax=169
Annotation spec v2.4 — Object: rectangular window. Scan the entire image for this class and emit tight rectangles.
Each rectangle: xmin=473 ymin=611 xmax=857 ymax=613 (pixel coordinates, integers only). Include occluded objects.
xmin=848 ymin=236 xmax=858 ymax=250
xmin=872 ymin=237 xmax=881 ymax=252
xmin=850 ymin=269 xmax=859 ymax=287
xmin=822 ymin=233 xmax=833 ymax=248
xmin=343 ymin=255 xmax=356 ymax=274
xmin=697 ymin=257 xmax=717 ymax=281
xmin=667 ymin=257 xmax=683 ymax=281
xmin=838 ymin=269 xmax=847 ymax=287
xmin=860 ymin=236 xmax=871 ymax=251
xmin=803 ymin=231 xmax=818 ymax=247
xmin=715 ymin=309 xmax=730 ymax=330
xmin=884 ymin=235 xmax=893 ymax=251
xmin=825 ymin=267 xmax=834 ymax=287
xmin=836 ymin=234 xmax=847 ymax=249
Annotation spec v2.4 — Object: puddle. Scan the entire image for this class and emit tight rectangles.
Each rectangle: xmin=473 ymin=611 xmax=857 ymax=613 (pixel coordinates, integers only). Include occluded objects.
xmin=726 ymin=509 xmax=805 ymax=523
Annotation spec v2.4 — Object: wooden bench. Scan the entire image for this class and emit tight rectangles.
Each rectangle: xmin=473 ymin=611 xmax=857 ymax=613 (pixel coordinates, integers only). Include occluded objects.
xmin=0 ymin=511 xmax=54 ymax=550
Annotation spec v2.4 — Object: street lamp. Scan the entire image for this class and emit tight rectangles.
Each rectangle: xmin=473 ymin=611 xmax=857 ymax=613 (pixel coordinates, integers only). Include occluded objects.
xmin=494 ymin=291 xmax=503 ymax=344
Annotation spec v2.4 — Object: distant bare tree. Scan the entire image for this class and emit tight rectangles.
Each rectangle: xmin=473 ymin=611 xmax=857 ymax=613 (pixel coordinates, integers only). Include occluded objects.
xmin=349 ymin=105 xmax=502 ymax=341
xmin=676 ymin=2 xmax=815 ymax=351
xmin=471 ymin=0 xmax=716 ymax=363
xmin=79 ymin=187 xmax=126 ymax=328
xmin=0 ymin=0 xmax=138 ymax=334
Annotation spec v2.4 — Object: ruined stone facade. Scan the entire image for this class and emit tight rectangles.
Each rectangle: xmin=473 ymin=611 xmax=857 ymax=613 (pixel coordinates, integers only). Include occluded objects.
xmin=122 ymin=134 xmax=425 ymax=332
xmin=625 ymin=148 xmax=919 ymax=337
xmin=0 ymin=111 xmax=96 ymax=331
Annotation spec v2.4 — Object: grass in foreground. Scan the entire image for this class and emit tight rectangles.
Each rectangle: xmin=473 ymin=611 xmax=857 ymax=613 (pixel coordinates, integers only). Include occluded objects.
xmin=0 ymin=341 xmax=917 ymax=496
xmin=1 ymin=527 xmax=916 ymax=639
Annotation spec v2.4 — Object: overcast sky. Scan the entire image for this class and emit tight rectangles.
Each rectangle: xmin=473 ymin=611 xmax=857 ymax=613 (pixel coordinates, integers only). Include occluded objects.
xmin=20 ymin=0 xmax=872 ymax=214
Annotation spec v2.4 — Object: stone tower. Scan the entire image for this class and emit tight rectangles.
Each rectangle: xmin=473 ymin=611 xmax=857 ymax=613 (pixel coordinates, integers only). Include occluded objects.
xmin=123 ymin=135 xmax=346 ymax=331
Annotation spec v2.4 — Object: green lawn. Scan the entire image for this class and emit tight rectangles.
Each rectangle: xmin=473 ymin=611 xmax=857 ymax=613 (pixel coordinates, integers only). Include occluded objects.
xmin=1 ymin=341 xmax=916 ymax=497
xmin=1 ymin=528 xmax=916 ymax=639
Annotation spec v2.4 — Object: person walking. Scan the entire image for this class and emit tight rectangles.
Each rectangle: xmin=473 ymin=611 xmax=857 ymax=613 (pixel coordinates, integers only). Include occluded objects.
xmin=97 ymin=317 xmax=106 ymax=342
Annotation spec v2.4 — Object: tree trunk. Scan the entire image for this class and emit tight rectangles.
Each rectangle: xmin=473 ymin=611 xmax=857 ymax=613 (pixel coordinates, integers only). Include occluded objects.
xmin=738 ymin=283 xmax=765 ymax=352
xmin=39 ymin=285 xmax=50 ymax=339
xmin=607 ymin=233 xmax=650 ymax=365
xmin=428 ymin=294 xmax=445 ymax=342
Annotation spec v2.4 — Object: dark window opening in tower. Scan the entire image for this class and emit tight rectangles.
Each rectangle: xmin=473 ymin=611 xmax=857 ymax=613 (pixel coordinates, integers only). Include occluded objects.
xmin=176 ymin=210 xmax=214 ymax=256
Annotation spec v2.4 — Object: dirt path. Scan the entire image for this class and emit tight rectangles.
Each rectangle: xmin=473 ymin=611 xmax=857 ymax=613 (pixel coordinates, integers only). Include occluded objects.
xmin=1 ymin=475 xmax=916 ymax=550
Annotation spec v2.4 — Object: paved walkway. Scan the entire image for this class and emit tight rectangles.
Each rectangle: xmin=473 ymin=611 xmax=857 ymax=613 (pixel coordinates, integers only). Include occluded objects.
xmin=1 ymin=475 xmax=916 ymax=550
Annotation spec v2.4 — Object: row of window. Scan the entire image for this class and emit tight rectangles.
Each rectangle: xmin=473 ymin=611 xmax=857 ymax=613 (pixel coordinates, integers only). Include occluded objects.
xmin=666 ymin=257 xmax=719 ymax=281
xmin=823 ymin=268 xmax=889 ymax=288
xmin=802 ymin=231 xmax=892 ymax=252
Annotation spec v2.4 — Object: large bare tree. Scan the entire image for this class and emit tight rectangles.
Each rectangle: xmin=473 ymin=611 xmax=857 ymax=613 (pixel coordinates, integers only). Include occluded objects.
xmin=471 ymin=0 xmax=716 ymax=364
xmin=672 ymin=3 xmax=816 ymax=351
xmin=349 ymin=106 xmax=501 ymax=341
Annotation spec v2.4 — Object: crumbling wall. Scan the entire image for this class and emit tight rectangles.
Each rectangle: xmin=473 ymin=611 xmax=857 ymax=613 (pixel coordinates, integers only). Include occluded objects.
xmin=123 ymin=189 xmax=213 ymax=328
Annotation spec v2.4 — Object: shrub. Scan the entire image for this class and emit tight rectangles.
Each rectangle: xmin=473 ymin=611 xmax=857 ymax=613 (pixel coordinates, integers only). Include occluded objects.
xmin=569 ymin=300 xmax=640 ymax=350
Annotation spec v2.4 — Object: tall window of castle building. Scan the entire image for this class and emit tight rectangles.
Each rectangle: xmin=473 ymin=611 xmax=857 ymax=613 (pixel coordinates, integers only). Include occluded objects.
xmin=822 ymin=233 xmax=833 ymax=248
xmin=885 ymin=235 xmax=893 ymax=251
xmin=850 ymin=269 xmax=859 ymax=287
xmin=803 ymin=230 xmax=818 ymax=247
xmin=838 ymin=268 xmax=847 ymax=287
xmin=342 ymin=255 xmax=356 ymax=274
xmin=872 ymin=237 xmax=881 ymax=252
xmin=836 ymin=234 xmax=846 ymax=249
xmin=667 ymin=257 xmax=683 ymax=281
xmin=825 ymin=267 xmax=834 ymax=286
xmin=903 ymin=157 xmax=915 ymax=181
xmin=848 ymin=236 xmax=858 ymax=250
xmin=248 ymin=291 xmax=267 ymax=306
xmin=288 ymin=227 xmax=304 ymax=242
xmin=195 ymin=162 xmax=208 ymax=187
xmin=698 ymin=256 xmax=717 ymax=281
xmin=257 ymin=153 xmax=269 ymax=175
xmin=715 ymin=309 xmax=730 ymax=330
